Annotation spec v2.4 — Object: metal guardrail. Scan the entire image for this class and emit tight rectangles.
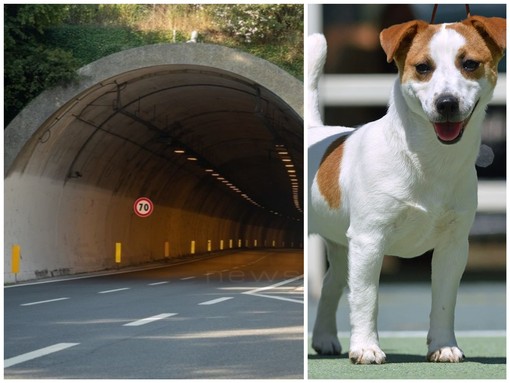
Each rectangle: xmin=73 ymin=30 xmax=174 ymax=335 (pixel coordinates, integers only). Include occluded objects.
xmin=318 ymin=73 xmax=506 ymax=213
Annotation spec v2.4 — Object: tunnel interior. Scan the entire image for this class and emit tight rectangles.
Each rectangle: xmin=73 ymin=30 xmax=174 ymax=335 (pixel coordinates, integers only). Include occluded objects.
xmin=5 ymin=45 xmax=303 ymax=282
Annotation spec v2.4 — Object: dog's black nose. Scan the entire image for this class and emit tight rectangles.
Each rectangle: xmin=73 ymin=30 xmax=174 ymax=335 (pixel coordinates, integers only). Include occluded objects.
xmin=436 ymin=95 xmax=459 ymax=117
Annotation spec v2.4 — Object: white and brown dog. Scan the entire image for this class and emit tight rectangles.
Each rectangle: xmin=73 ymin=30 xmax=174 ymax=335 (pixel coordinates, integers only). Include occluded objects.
xmin=308 ymin=16 xmax=505 ymax=364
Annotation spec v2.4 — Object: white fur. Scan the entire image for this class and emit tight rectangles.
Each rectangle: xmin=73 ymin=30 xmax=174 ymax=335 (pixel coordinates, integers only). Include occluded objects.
xmin=307 ymin=33 xmax=328 ymax=128
xmin=308 ymin=23 xmax=501 ymax=364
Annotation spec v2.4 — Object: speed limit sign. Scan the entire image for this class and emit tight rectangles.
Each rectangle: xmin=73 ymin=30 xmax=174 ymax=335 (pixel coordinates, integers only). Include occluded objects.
xmin=134 ymin=197 xmax=154 ymax=218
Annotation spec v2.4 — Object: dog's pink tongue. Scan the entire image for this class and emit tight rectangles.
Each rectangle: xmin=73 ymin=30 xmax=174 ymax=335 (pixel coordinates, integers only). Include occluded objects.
xmin=434 ymin=122 xmax=463 ymax=142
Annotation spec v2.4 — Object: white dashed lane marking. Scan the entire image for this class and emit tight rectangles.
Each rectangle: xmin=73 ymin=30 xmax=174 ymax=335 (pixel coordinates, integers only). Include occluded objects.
xmin=198 ymin=297 xmax=234 ymax=305
xmin=98 ymin=287 xmax=130 ymax=294
xmin=4 ymin=343 xmax=79 ymax=368
xmin=123 ymin=313 xmax=178 ymax=327
xmin=20 ymin=297 xmax=70 ymax=306
xmin=148 ymin=281 xmax=169 ymax=286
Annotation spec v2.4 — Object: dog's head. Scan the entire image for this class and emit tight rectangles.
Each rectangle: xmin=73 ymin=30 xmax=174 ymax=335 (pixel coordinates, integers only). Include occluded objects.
xmin=380 ymin=16 xmax=506 ymax=145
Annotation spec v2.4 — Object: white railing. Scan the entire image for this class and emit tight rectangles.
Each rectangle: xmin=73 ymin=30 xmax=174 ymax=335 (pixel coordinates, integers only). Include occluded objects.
xmin=320 ymin=74 xmax=506 ymax=106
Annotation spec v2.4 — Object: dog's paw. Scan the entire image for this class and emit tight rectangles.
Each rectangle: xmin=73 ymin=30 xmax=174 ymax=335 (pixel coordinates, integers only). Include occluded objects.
xmin=312 ymin=334 xmax=342 ymax=355
xmin=349 ymin=345 xmax=386 ymax=364
xmin=427 ymin=346 xmax=465 ymax=363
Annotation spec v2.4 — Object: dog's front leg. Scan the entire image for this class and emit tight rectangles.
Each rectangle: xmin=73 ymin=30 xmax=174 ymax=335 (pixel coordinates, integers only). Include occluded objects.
xmin=427 ymin=239 xmax=469 ymax=362
xmin=347 ymin=234 xmax=386 ymax=364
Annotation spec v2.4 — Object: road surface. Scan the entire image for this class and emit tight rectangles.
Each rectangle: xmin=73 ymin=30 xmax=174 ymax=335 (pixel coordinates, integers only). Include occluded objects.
xmin=5 ymin=249 xmax=304 ymax=379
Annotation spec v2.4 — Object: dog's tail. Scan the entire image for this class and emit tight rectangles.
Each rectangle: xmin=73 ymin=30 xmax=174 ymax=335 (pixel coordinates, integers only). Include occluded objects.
xmin=307 ymin=33 xmax=327 ymax=128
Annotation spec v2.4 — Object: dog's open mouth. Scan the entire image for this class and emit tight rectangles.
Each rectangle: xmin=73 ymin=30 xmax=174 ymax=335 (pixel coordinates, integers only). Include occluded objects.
xmin=433 ymin=121 xmax=465 ymax=145
xmin=432 ymin=101 xmax=479 ymax=145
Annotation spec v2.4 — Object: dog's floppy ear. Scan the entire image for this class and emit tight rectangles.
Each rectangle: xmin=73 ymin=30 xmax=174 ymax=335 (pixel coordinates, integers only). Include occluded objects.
xmin=380 ymin=20 xmax=428 ymax=63
xmin=463 ymin=16 xmax=506 ymax=58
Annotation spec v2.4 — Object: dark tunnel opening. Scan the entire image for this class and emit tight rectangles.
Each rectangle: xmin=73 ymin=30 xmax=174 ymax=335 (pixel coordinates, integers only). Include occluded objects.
xmin=4 ymin=44 xmax=303 ymax=282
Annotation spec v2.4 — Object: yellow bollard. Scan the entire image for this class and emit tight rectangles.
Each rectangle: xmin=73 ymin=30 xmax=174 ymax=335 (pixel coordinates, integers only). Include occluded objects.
xmin=220 ymin=240 xmax=224 ymax=250
xmin=12 ymin=244 xmax=20 ymax=274
xmin=115 ymin=242 xmax=122 ymax=263
xmin=207 ymin=240 xmax=212 ymax=252
xmin=164 ymin=241 xmax=170 ymax=257
xmin=191 ymin=240 xmax=196 ymax=254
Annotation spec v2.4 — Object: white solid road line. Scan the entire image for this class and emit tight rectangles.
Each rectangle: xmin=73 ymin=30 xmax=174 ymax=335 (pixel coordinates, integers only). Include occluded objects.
xmin=243 ymin=275 xmax=304 ymax=304
xmin=5 ymin=251 xmax=230 ymax=288
xmin=4 ymin=343 xmax=79 ymax=368
xmin=123 ymin=313 xmax=177 ymax=327
xmin=20 ymin=297 xmax=70 ymax=306
xmin=198 ymin=297 xmax=234 ymax=305
xmin=180 ymin=276 xmax=195 ymax=280
xmin=98 ymin=287 xmax=130 ymax=294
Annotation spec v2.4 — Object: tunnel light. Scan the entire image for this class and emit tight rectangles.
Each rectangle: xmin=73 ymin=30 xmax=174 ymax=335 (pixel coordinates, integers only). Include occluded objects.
xmin=187 ymin=157 xmax=198 ymax=161
xmin=273 ymin=143 xmax=303 ymax=216
xmin=205 ymin=169 xmax=214 ymax=172
xmin=174 ymin=149 xmax=185 ymax=154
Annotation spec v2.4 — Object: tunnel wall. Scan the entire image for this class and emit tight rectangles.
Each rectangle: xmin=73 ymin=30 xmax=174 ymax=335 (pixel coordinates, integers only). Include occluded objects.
xmin=5 ymin=172 xmax=300 ymax=282
xmin=4 ymin=43 xmax=303 ymax=283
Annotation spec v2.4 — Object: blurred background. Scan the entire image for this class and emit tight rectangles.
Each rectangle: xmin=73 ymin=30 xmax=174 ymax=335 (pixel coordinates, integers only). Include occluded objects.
xmin=308 ymin=4 xmax=506 ymax=284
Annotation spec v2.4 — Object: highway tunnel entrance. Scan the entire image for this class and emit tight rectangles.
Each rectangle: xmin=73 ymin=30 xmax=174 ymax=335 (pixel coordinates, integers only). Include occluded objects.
xmin=4 ymin=43 xmax=303 ymax=283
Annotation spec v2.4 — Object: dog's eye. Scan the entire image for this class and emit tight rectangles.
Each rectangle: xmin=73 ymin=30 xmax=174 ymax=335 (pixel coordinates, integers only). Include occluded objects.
xmin=462 ymin=60 xmax=480 ymax=72
xmin=415 ymin=63 xmax=432 ymax=75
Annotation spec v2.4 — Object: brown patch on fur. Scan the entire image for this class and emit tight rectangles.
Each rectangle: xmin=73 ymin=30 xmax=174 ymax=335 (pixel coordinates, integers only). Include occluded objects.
xmin=380 ymin=16 xmax=506 ymax=86
xmin=448 ymin=16 xmax=506 ymax=85
xmin=395 ymin=24 xmax=441 ymax=84
xmin=380 ymin=20 xmax=439 ymax=82
xmin=316 ymin=136 xmax=348 ymax=209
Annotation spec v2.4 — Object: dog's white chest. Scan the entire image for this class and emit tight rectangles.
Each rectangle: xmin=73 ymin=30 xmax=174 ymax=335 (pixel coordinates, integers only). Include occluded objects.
xmin=386 ymin=201 xmax=466 ymax=258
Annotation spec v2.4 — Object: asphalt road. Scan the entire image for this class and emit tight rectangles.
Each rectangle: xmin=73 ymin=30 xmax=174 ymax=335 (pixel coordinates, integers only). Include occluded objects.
xmin=4 ymin=249 xmax=304 ymax=379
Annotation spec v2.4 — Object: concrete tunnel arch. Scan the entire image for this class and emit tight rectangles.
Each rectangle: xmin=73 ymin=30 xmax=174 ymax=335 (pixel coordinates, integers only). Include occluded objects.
xmin=4 ymin=43 xmax=303 ymax=283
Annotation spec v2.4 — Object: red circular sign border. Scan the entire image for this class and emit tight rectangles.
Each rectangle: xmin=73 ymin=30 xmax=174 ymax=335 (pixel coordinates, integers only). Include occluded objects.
xmin=134 ymin=197 xmax=154 ymax=218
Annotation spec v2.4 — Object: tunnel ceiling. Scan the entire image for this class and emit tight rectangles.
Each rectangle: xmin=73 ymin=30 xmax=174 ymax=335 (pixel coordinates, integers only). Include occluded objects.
xmin=12 ymin=63 xmax=303 ymax=220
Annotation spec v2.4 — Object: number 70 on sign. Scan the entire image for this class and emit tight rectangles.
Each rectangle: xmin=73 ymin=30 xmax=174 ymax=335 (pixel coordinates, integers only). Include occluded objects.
xmin=134 ymin=197 xmax=154 ymax=217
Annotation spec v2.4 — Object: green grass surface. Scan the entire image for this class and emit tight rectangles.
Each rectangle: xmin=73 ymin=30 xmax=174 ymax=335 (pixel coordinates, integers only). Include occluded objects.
xmin=308 ymin=336 xmax=506 ymax=379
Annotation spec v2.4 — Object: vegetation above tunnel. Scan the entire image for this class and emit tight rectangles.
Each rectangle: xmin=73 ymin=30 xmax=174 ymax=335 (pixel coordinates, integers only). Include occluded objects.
xmin=4 ymin=4 xmax=303 ymax=126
